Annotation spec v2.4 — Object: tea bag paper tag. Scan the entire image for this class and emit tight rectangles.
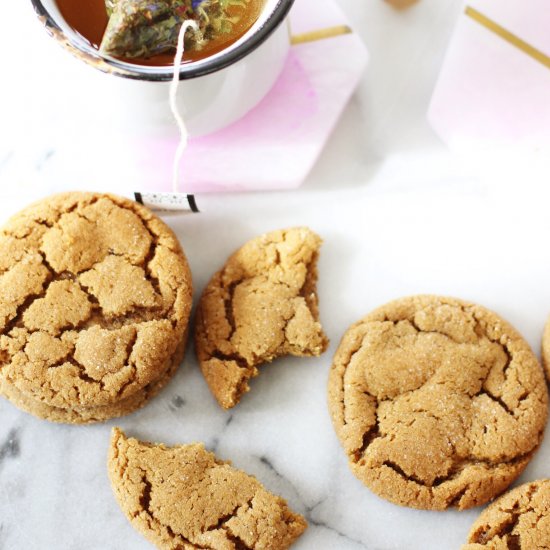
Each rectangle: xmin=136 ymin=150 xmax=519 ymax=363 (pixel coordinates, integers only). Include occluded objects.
xmin=134 ymin=192 xmax=200 ymax=213
xmin=133 ymin=22 xmax=203 ymax=215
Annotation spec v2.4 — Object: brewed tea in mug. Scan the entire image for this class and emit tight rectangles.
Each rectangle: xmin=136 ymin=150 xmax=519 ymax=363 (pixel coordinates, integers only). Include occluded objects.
xmin=56 ymin=0 xmax=267 ymax=65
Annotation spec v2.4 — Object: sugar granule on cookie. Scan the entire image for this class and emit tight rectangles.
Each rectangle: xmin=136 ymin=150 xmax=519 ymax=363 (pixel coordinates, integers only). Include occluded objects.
xmin=0 ymin=192 xmax=192 ymax=423
xmin=462 ymin=479 xmax=550 ymax=549
xmin=195 ymin=227 xmax=328 ymax=409
xmin=108 ymin=428 xmax=307 ymax=550
xmin=328 ymin=295 xmax=548 ymax=511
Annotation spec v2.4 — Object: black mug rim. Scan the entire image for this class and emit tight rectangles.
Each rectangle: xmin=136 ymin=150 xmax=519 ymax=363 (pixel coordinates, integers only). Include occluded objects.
xmin=30 ymin=0 xmax=295 ymax=81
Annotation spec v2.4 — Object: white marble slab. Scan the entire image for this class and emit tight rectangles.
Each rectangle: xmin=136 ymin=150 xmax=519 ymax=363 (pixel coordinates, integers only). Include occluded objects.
xmin=2 ymin=1 xmax=550 ymax=549
xmin=2 ymin=178 xmax=550 ymax=550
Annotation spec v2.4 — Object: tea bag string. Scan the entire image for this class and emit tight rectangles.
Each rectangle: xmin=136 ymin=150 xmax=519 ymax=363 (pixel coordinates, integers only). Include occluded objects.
xmin=170 ymin=20 xmax=202 ymax=194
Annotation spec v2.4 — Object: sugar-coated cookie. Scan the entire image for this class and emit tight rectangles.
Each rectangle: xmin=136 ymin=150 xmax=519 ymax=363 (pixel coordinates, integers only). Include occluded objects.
xmin=328 ymin=295 xmax=548 ymax=510
xmin=0 ymin=192 xmax=192 ymax=422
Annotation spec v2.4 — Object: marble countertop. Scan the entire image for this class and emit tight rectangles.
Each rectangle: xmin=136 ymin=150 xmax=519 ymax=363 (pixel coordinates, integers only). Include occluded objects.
xmin=1 ymin=1 xmax=550 ymax=549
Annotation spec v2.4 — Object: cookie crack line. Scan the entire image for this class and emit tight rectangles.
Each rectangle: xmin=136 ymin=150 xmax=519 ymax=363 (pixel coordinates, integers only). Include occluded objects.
xmin=3 ymin=202 xmax=173 ymax=338
xmin=346 ymin=378 xmax=520 ymax=466
xmin=136 ymin=470 xmax=217 ymax=550
xmin=227 ymin=283 xmax=242 ymax=340
xmin=352 ymin=416 xmax=380 ymax=462
xmin=205 ymin=504 xmax=242 ymax=533
xmin=140 ymin=214 xmax=186 ymax=299
xmin=225 ymin=278 xmax=321 ymax=362
xmin=211 ymin=352 xmax=250 ymax=370
xmin=37 ymin=251 xmax=58 ymax=278
xmin=68 ymin=357 xmax=108 ymax=391
xmin=339 ymin=336 xmax=371 ymax=429
xmin=379 ymin=451 xmax=532 ymax=491
xmin=477 ymin=390 xmax=515 ymax=417
xmin=448 ymin=486 xmax=470 ymax=508
xmin=224 ymin=531 xmax=253 ymax=550
xmin=407 ymin=316 xmax=474 ymax=346
xmin=74 ymin=279 xmax=101 ymax=307
xmin=2 ymin=288 xmax=50 ymax=337
xmin=381 ymin=460 xmax=430 ymax=488
xmin=111 ymin=330 xmax=140 ymax=397
xmin=204 ymin=497 xmax=255 ymax=550
xmin=138 ymin=470 xmax=153 ymax=513
xmin=140 ymin=220 xmax=164 ymax=296
xmin=1 ymin=251 xmax=56 ymax=334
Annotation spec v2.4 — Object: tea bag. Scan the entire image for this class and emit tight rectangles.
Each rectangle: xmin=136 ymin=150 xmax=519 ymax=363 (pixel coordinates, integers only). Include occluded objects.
xmin=100 ymin=0 xmax=249 ymax=59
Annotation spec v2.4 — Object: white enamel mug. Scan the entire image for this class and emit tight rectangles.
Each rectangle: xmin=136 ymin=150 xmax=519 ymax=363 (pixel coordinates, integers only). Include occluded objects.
xmin=31 ymin=0 xmax=294 ymax=136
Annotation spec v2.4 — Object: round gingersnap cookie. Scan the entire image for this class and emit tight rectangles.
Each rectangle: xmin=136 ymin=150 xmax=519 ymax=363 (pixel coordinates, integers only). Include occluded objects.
xmin=195 ymin=227 xmax=328 ymax=409
xmin=462 ymin=479 xmax=550 ymax=549
xmin=328 ymin=295 xmax=548 ymax=511
xmin=0 ymin=192 xmax=192 ymax=417
xmin=108 ymin=428 xmax=307 ymax=549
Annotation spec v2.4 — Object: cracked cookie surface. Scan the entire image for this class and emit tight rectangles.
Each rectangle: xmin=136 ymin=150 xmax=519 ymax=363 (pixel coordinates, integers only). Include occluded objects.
xmin=328 ymin=295 xmax=548 ymax=510
xmin=0 ymin=192 xmax=192 ymax=414
xmin=462 ymin=479 xmax=550 ymax=549
xmin=0 ymin=336 xmax=185 ymax=424
xmin=195 ymin=227 xmax=328 ymax=409
xmin=108 ymin=428 xmax=307 ymax=550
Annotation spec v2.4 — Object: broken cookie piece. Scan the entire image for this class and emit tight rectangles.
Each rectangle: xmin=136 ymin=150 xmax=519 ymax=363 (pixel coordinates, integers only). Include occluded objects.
xmin=195 ymin=227 xmax=328 ymax=409
xmin=462 ymin=479 xmax=550 ymax=549
xmin=108 ymin=428 xmax=307 ymax=549
xmin=328 ymin=295 xmax=548 ymax=511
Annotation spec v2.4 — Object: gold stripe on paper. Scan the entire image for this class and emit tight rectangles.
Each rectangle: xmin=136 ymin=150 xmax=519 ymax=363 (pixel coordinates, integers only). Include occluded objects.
xmin=465 ymin=6 xmax=550 ymax=70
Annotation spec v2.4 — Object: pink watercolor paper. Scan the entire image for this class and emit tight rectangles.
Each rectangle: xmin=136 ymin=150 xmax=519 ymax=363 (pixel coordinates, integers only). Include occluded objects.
xmin=428 ymin=0 xmax=550 ymax=155
xmin=138 ymin=0 xmax=368 ymax=193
